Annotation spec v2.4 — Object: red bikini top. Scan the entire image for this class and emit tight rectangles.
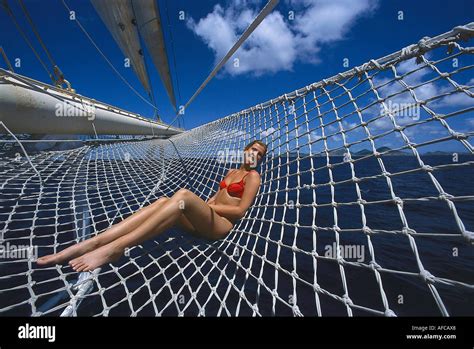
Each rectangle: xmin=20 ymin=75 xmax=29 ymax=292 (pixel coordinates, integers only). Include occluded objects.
xmin=219 ymin=171 xmax=252 ymax=198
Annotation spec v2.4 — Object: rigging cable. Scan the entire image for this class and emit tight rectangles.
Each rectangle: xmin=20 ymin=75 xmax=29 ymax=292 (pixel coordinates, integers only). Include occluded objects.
xmin=130 ymin=0 xmax=161 ymax=122
xmin=164 ymin=0 xmax=183 ymax=128
xmin=16 ymin=0 xmax=71 ymax=88
xmin=165 ymin=0 xmax=280 ymax=130
xmin=1 ymin=0 xmax=54 ymax=83
xmin=17 ymin=0 xmax=56 ymax=67
xmin=0 ymin=46 xmax=15 ymax=71
xmin=61 ymin=0 xmax=162 ymax=116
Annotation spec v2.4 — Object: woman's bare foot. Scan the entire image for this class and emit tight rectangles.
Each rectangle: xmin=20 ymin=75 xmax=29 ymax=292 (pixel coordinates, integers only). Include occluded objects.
xmin=36 ymin=237 xmax=101 ymax=266
xmin=68 ymin=243 xmax=124 ymax=272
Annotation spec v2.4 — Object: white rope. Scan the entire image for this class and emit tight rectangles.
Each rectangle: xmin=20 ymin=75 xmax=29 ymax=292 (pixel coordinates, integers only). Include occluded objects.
xmin=0 ymin=23 xmax=473 ymax=316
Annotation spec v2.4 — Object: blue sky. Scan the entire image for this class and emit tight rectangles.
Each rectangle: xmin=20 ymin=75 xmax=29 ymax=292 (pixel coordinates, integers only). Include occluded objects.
xmin=0 ymin=0 xmax=473 ymax=152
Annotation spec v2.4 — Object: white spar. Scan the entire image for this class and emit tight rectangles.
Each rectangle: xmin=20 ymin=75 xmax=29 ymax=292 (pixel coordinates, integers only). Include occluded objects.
xmin=0 ymin=69 xmax=183 ymax=136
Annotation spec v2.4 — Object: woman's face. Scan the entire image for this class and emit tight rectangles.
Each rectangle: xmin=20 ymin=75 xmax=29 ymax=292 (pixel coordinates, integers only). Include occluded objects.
xmin=244 ymin=143 xmax=266 ymax=168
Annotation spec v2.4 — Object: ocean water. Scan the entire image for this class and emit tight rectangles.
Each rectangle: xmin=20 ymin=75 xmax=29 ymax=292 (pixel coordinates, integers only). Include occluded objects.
xmin=247 ymin=154 xmax=474 ymax=316
xmin=0 ymin=154 xmax=473 ymax=316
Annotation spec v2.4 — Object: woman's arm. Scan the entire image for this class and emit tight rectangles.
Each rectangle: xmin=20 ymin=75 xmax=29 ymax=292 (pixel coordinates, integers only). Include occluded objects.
xmin=206 ymin=193 xmax=217 ymax=204
xmin=208 ymin=203 xmax=241 ymax=221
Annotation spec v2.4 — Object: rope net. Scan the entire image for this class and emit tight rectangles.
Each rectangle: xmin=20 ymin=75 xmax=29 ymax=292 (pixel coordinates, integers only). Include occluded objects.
xmin=0 ymin=24 xmax=473 ymax=316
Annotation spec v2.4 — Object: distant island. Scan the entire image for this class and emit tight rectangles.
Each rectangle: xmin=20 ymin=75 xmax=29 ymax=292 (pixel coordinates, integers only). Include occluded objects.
xmin=423 ymin=151 xmax=458 ymax=156
xmin=327 ymin=146 xmax=409 ymax=157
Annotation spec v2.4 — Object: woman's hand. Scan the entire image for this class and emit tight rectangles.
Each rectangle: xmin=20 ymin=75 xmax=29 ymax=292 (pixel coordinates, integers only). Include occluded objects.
xmin=207 ymin=203 xmax=243 ymax=221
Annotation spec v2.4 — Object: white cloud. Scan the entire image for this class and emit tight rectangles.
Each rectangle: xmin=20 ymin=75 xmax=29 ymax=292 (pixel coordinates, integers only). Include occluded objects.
xmin=392 ymin=123 xmax=446 ymax=142
xmin=435 ymin=90 xmax=473 ymax=108
xmin=290 ymin=0 xmax=378 ymax=62
xmin=374 ymin=58 xmax=438 ymax=107
xmin=309 ymin=130 xmax=322 ymax=141
xmin=187 ymin=0 xmax=378 ymax=76
xmin=369 ymin=57 xmax=474 ymax=133
xmin=214 ymin=127 xmax=251 ymax=140
xmin=326 ymin=124 xmax=338 ymax=132
xmin=342 ymin=120 xmax=358 ymax=130
xmin=261 ymin=126 xmax=277 ymax=137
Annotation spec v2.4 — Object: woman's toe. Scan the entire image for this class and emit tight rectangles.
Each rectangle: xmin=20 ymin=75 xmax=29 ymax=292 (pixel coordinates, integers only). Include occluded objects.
xmin=77 ymin=264 xmax=88 ymax=272
xmin=70 ymin=257 xmax=82 ymax=267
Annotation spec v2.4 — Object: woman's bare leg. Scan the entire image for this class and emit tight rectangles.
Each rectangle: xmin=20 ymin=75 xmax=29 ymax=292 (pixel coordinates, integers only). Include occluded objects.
xmin=37 ymin=197 xmax=170 ymax=265
xmin=69 ymin=189 xmax=233 ymax=272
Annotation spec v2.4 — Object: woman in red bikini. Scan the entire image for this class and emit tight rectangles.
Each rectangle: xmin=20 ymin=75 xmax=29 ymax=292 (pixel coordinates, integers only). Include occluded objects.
xmin=37 ymin=140 xmax=267 ymax=271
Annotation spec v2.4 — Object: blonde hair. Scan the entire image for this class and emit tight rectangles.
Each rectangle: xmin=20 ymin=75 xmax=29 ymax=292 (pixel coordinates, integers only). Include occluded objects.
xmin=244 ymin=140 xmax=267 ymax=157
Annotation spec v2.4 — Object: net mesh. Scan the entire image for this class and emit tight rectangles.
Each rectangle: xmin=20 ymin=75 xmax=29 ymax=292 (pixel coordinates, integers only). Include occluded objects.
xmin=0 ymin=24 xmax=473 ymax=316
